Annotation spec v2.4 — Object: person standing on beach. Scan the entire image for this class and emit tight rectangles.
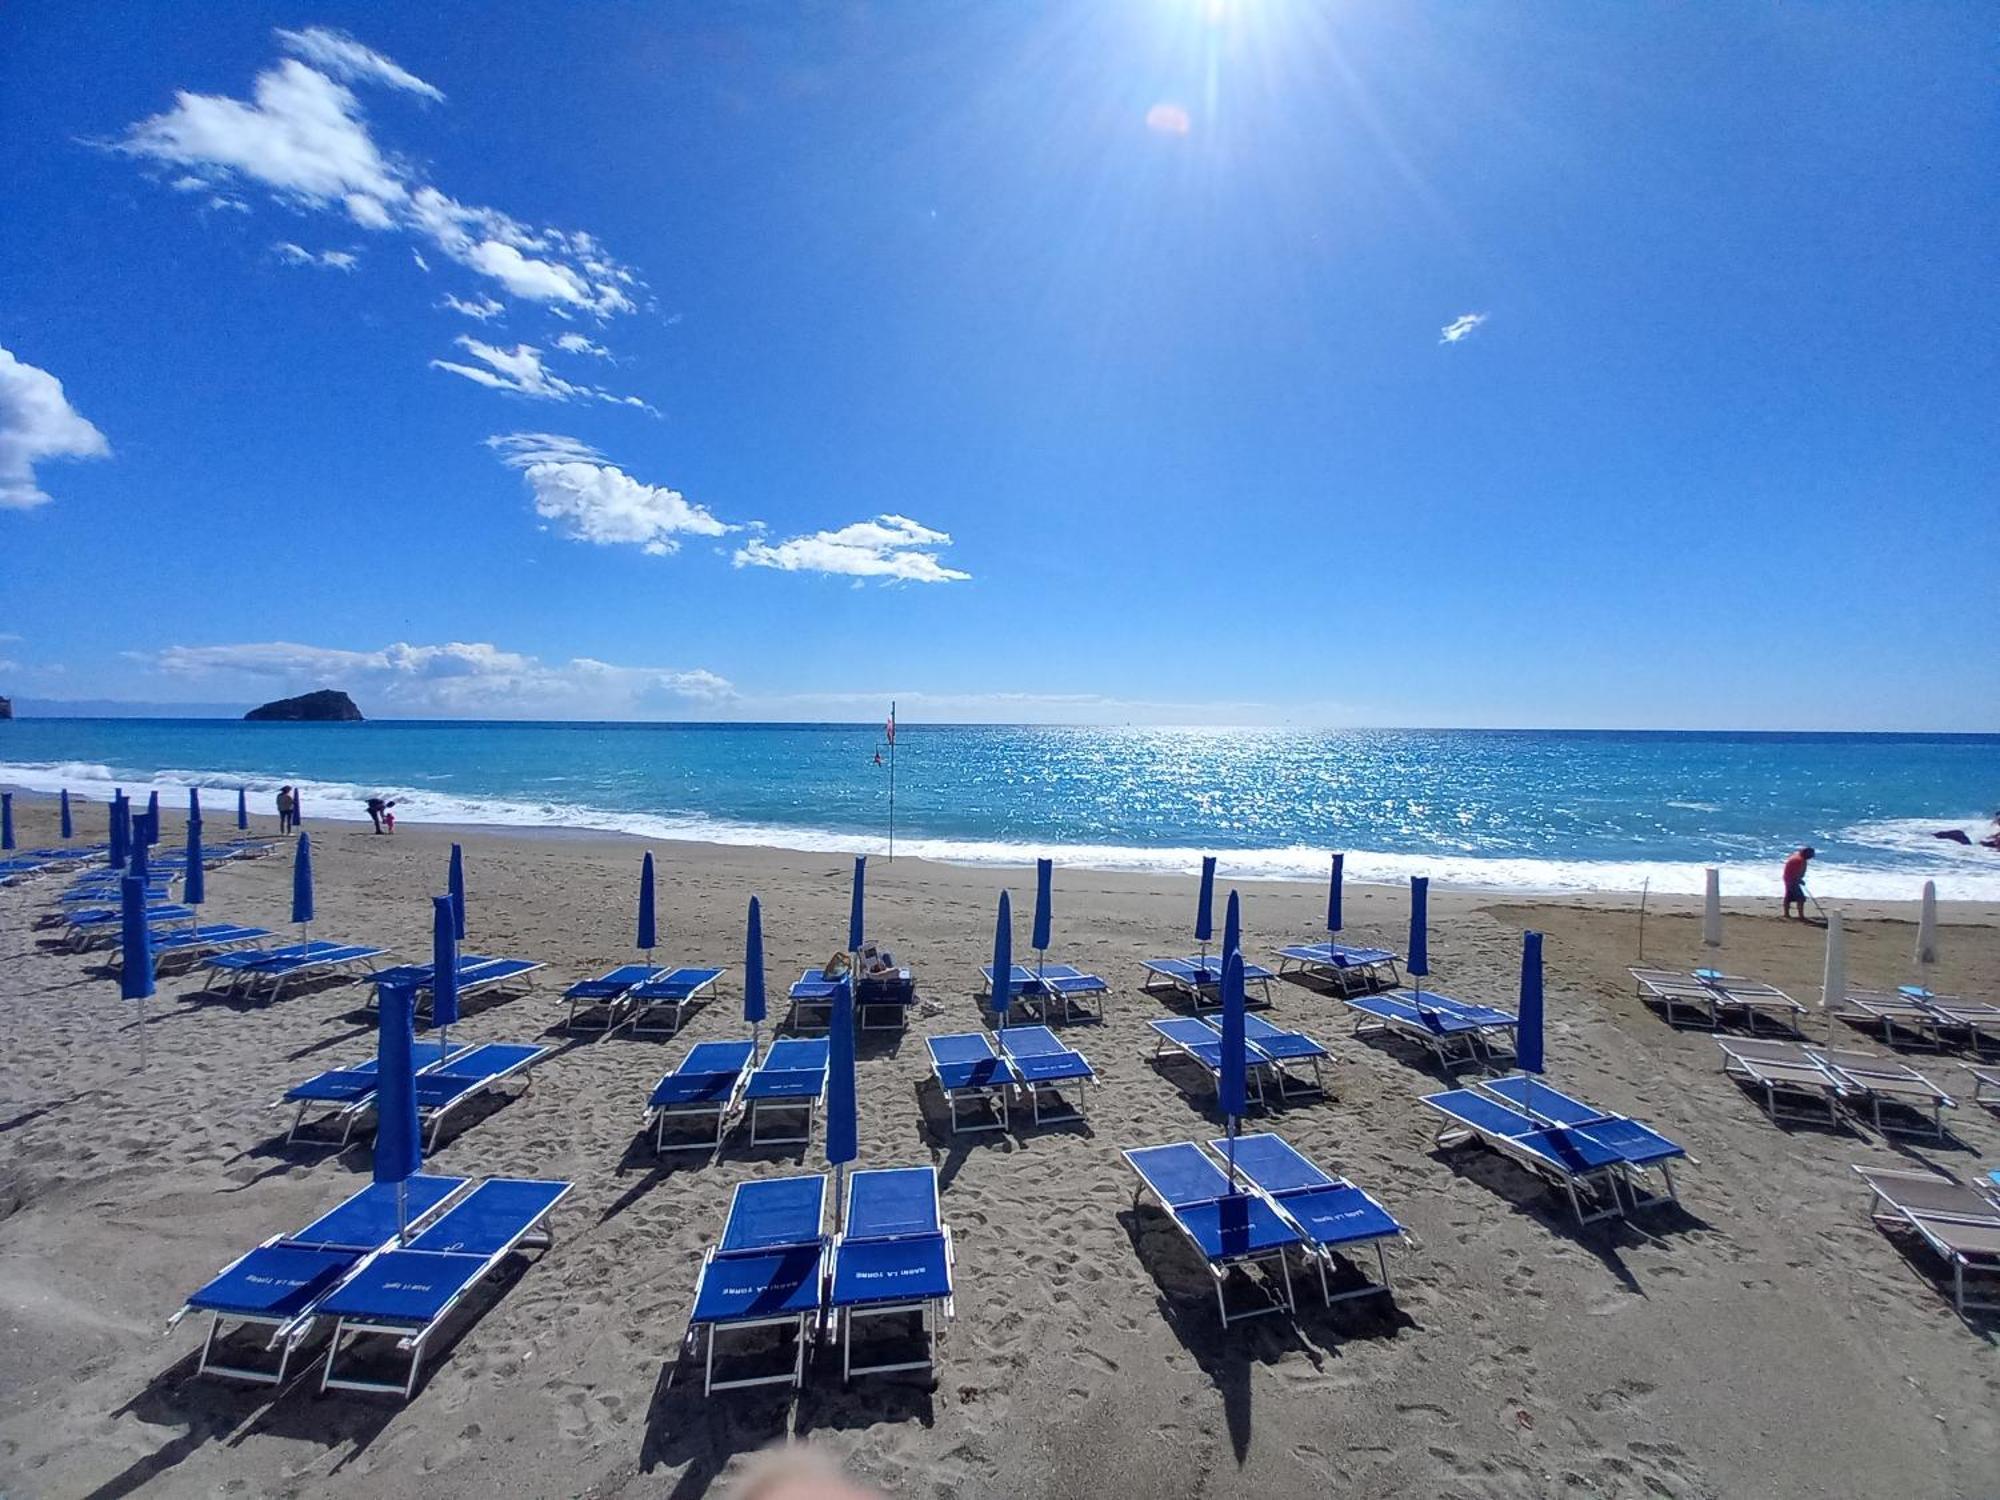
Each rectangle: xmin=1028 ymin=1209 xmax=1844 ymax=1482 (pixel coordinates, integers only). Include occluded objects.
xmin=1781 ymin=845 xmax=1815 ymax=920
xmin=276 ymin=785 xmax=296 ymax=834
xmin=365 ymin=795 xmax=386 ymax=834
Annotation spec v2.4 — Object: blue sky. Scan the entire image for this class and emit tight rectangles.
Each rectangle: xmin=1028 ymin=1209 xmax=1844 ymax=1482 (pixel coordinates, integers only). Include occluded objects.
xmin=2 ymin=1 xmax=1993 ymax=728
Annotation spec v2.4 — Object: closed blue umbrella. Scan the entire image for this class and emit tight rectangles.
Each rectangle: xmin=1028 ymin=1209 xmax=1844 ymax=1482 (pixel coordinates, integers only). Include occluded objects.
xmin=1 ymin=791 xmax=12 ymax=850
xmin=1407 ymin=876 xmax=1430 ymax=1006
xmin=637 ymin=852 xmax=657 ymax=954
xmin=990 ymin=890 xmax=1013 ymax=1034
xmin=184 ymin=803 xmax=205 ymax=910
xmin=1195 ymin=855 xmax=1216 ymax=955
xmin=1517 ymin=930 xmax=1545 ymax=1121
xmin=236 ymin=786 xmax=248 ymax=831
xmin=291 ymin=833 xmax=315 ymax=932
xmin=1219 ymin=949 xmax=1248 ymax=1189
xmin=129 ymin=826 xmax=150 ymax=883
xmin=60 ymin=788 xmax=73 ymax=841
xmin=744 ymin=895 xmax=767 ymax=1059
xmin=1031 ymin=858 xmax=1053 ymax=968
xmin=1326 ymin=853 xmax=1345 ymax=936
xmin=1222 ymin=888 xmax=1242 ymax=969
xmin=431 ymin=894 xmax=460 ymax=1051
xmin=448 ymin=843 xmax=467 ymax=941
xmin=848 ymin=855 xmax=866 ymax=953
xmin=146 ymin=790 xmax=160 ymax=846
xmin=120 ymin=872 xmax=155 ymax=1068
xmin=827 ymin=973 xmax=858 ymax=1230
xmin=108 ymin=793 xmax=128 ymax=869
xmin=373 ymin=979 xmax=423 ymax=1241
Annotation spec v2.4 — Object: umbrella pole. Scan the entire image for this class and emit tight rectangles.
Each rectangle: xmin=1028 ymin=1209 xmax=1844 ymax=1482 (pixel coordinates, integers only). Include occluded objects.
xmin=1636 ymin=877 xmax=1649 ymax=962
xmin=397 ymin=1180 xmax=409 ymax=1245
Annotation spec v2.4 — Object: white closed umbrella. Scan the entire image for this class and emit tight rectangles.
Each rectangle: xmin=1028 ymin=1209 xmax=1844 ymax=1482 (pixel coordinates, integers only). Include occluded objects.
xmin=1821 ymin=909 xmax=1845 ymax=1046
xmin=1702 ymin=867 xmax=1723 ymax=949
xmin=1915 ymin=879 xmax=1937 ymax=971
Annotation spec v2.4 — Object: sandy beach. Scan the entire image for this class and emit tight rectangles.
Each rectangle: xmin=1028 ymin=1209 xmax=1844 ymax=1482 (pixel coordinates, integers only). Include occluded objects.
xmin=2 ymin=793 xmax=1996 ymax=1500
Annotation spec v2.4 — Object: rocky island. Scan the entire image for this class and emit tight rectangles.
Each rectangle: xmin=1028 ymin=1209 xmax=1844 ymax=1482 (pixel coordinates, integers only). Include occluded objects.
xmin=243 ymin=689 xmax=363 ymax=722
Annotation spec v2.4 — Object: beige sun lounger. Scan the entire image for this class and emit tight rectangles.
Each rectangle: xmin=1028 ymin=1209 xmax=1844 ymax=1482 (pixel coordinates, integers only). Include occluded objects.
xmin=1921 ymin=998 xmax=2000 ymax=1059
xmin=1971 ymin=1066 xmax=2000 ymax=1109
xmin=1715 ymin=1037 xmax=1850 ymax=1126
xmin=1629 ymin=967 xmax=1804 ymax=1033
xmin=1851 ymin=1165 xmax=2000 ymax=1316
xmin=1834 ymin=990 xmax=1944 ymax=1049
xmin=1814 ymin=1048 xmax=1956 ymax=1140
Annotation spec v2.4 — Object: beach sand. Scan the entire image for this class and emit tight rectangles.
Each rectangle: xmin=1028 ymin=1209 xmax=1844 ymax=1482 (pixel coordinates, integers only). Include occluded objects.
xmin=2 ymin=795 xmax=1996 ymax=1499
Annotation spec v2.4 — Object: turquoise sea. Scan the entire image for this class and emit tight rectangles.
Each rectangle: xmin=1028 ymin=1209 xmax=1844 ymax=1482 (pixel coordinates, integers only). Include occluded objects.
xmin=3 ymin=721 xmax=1997 ymax=899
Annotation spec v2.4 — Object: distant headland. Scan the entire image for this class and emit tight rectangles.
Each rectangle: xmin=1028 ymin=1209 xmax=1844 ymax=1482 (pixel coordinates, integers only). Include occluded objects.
xmin=243 ymin=689 xmax=363 ymax=722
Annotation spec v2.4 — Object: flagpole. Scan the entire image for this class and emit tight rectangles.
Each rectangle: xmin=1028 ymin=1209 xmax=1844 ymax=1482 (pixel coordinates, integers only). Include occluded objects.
xmin=888 ymin=701 xmax=896 ymax=863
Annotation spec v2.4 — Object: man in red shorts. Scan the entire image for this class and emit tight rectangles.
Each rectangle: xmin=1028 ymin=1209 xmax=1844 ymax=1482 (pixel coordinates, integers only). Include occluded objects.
xmin=1781 ymin=845 xmax=1815 ymax=920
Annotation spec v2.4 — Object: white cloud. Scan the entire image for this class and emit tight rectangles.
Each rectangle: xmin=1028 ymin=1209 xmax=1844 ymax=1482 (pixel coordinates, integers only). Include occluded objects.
xmin=115 ymin=36 xmax=643 ymax=328
xmin=274 ymin=26 xmax=444 ymax=103
xmin=554 ymin=332 xmax=611 ymax=359
xmin=441 ymin=292 xmax=504 ymax=320
xmin=273 ymin=241 xmax=358 ymax=271
xmin=733 ymin=515 xmax=970 ymax=584
xmin=487 ymin=432 xmax=729 ymax=555
xmin=433 ymin=339 xmax=651 ymax=409
xmin=0 ymin=346 xmax=111 ymax=510
xmin=1440 ymin=312 xmax=1487 ymax=345
xmin=150 ymin=638 xmax=733 ymax=718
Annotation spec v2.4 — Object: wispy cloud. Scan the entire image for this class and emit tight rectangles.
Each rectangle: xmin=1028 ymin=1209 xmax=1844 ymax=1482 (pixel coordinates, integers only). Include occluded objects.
xmin=1440 ymin=312 xmax=1487 ymax=345
xmin=733 ymin=515 xmax=970 ymax=584
xmin=554 ymin=332 xmax=611 ymax=359
xmin=273 ymin=26 xmax=445 ymax=103
xmin=114 ymin=31 xmax=642 ymax=326
xmin=487 ymin=433 xmax=729 ymax=555
xmin=440 ymin=293 xmax=504 ymax=320
xmin=433 ymin=339 xmax=651 ymax=409
xmin=150 ymin=637 xmax=735 ymax=717
xmin=0 ymin=345 xmax=111 ymax=510
xmin=274 ymin=241 xmax=358 ymax=271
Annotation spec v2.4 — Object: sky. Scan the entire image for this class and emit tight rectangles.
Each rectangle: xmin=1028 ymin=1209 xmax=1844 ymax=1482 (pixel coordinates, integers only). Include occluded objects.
xmin=1 ymin=1 xmax=1994 ymax=729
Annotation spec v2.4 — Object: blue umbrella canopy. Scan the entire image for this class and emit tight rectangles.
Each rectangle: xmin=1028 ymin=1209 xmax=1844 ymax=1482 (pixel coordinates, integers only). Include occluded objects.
xmin=743 ymin=895 xmax=767 ymax=1027
xmin=826 ymin=973 xmax=858 ymax=1169
xmin=848 ymin=855 xmax=867 ymax=952
xmin=1222 ymin=888 xmax=1242 ymax=967
xmin=1517 ymin=930 xmax=1545 ymax=1076
xmin=990 ymin=890 xmax=1013 ymax=1030
xmin=1 ymin=791 xmax=13 ymax=850
xmin=448 ymin=843 xmax=467 ymax=941
xmin=373 ymin=980 xmax=423 ymax=1235
xmin=1407 ymin=875 xmax=1430 ymax=982
xmin=145 ymin=790 xmax=161 ymax=845
xmin=1032 ymin=858 xmax=1053 ymax=955
xmin=119 ymin=873 xmax=155 ymax=1003
xmin=1326 ymin=853 xmax=1345 ymax=935
xmin=291 ymin=833 xmax=315 ymax=926
xmin=1219 ymin=950 xmax=1248 ymax=1186
xmin=637 ymin=852 xmax=657 ymax=952
xmin=431 ymin=893 xmax=460 ymax=1032
xmin=60 ymin=788 xmax=73 ymax=840
xmin=184 ymin=806 xmax=205 ymax=908
xmin=1194 ymin=856 xmax=1216 ymax=945
xmin=236 ymin=785 xmax=249 ymax=831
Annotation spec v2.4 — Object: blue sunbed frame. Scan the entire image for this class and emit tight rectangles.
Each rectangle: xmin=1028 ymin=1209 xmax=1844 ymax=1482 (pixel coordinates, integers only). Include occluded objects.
xmin=1206 ymin=1133 xmax=1405 ymax=1306
xmin=682 ymin=1175 xmax=829 ymax=1394
xmin=1275 ymin=943 xmax=1403 ymax=993
xmin=627 ymin=965 xmax=727 ymax=1035
xmin=744 ymin=1038 xmax=830 ymax=1146
xmin=648 ymin=1039 xmax=756 ymax=1151
xmin=926 ymin=1032 xmax=1020 ymax=1134
xmin=1140 ymin=956 xmax=1276 ymax=1010
xmin=1123 ymin=1142 xmax=1300 ymax=1326
xmin=829 ymin=1166 xmax=955 ymax=1382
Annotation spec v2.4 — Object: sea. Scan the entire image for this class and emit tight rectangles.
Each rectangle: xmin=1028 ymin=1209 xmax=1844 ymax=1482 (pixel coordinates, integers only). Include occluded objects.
xmin=3 ymin=721 xmax=1997 ymax=900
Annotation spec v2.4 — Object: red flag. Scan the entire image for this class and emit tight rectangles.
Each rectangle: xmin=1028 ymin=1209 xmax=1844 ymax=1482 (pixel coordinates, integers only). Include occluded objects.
xmin=884 ymin=710 xmax=896 ymax=746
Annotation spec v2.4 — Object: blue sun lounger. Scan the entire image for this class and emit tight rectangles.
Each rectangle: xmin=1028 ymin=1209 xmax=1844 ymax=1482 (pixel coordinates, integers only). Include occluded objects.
xmin=367 ymin=955 xmax=545 ymax=1016
xmin=1275 ymin=943 xmax=1402 ymax=993
xmin=788 ymin=968 xmax=919 ymax=1032
xmin=409 ymin=1042 xmax=551 ymax=1148
xmin=1421 ymin=1079 xmax=1685 ymax=1226
xmin=926 ymin=1032 xmax=1020 ymax=1134
xmin=168 ymin=1172 xmax=469 ymax=1384
xmin=1148 ymin=1017 xmax=1274 ymax=1108
xmin=648 ymin=1039 xmax=757 ymax=1151
xmin=65 ymin=903 xmax=192 ymax=947
xmin=744 ymin=1038 xmax=831 ymax=1146
xmin=1123 ymin=1142 xmax=1301 ymax=1325
xmin=980 ymin=963 xmax=1109 ymax=1024
xmin=1140 ymin=956 xmax=1276 ymax=1010
xmin=1239 ymin=1014 xmax=1333 ymax=1100
xmin=1346 ymin=989 xmax=1517 ymax=1069
xmin=204 ymin=941 xmax=388 ymax=1002
xmin=562 ymin=963 xmax=666 ymax=1031
xmin=998 ymin=1024 xmax=1096 ymax=1125
xmin=317 ymin=1176 xmax=572 ymax=1399
xmin=829 ymin=1166 xmax=955 ymax=1382
xmin=681 ymin=1175 xmax=829 ymax=1394
xmin=628 ymin=965 xmax=728 ymax=1035
xmin=148 ymin=923 xmax=276 ymax=969
xmin=1206 ymin=1134 xmax=1405 ymax=1306
xmin=279 ymin=1038 xmax=474 ymax=1144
